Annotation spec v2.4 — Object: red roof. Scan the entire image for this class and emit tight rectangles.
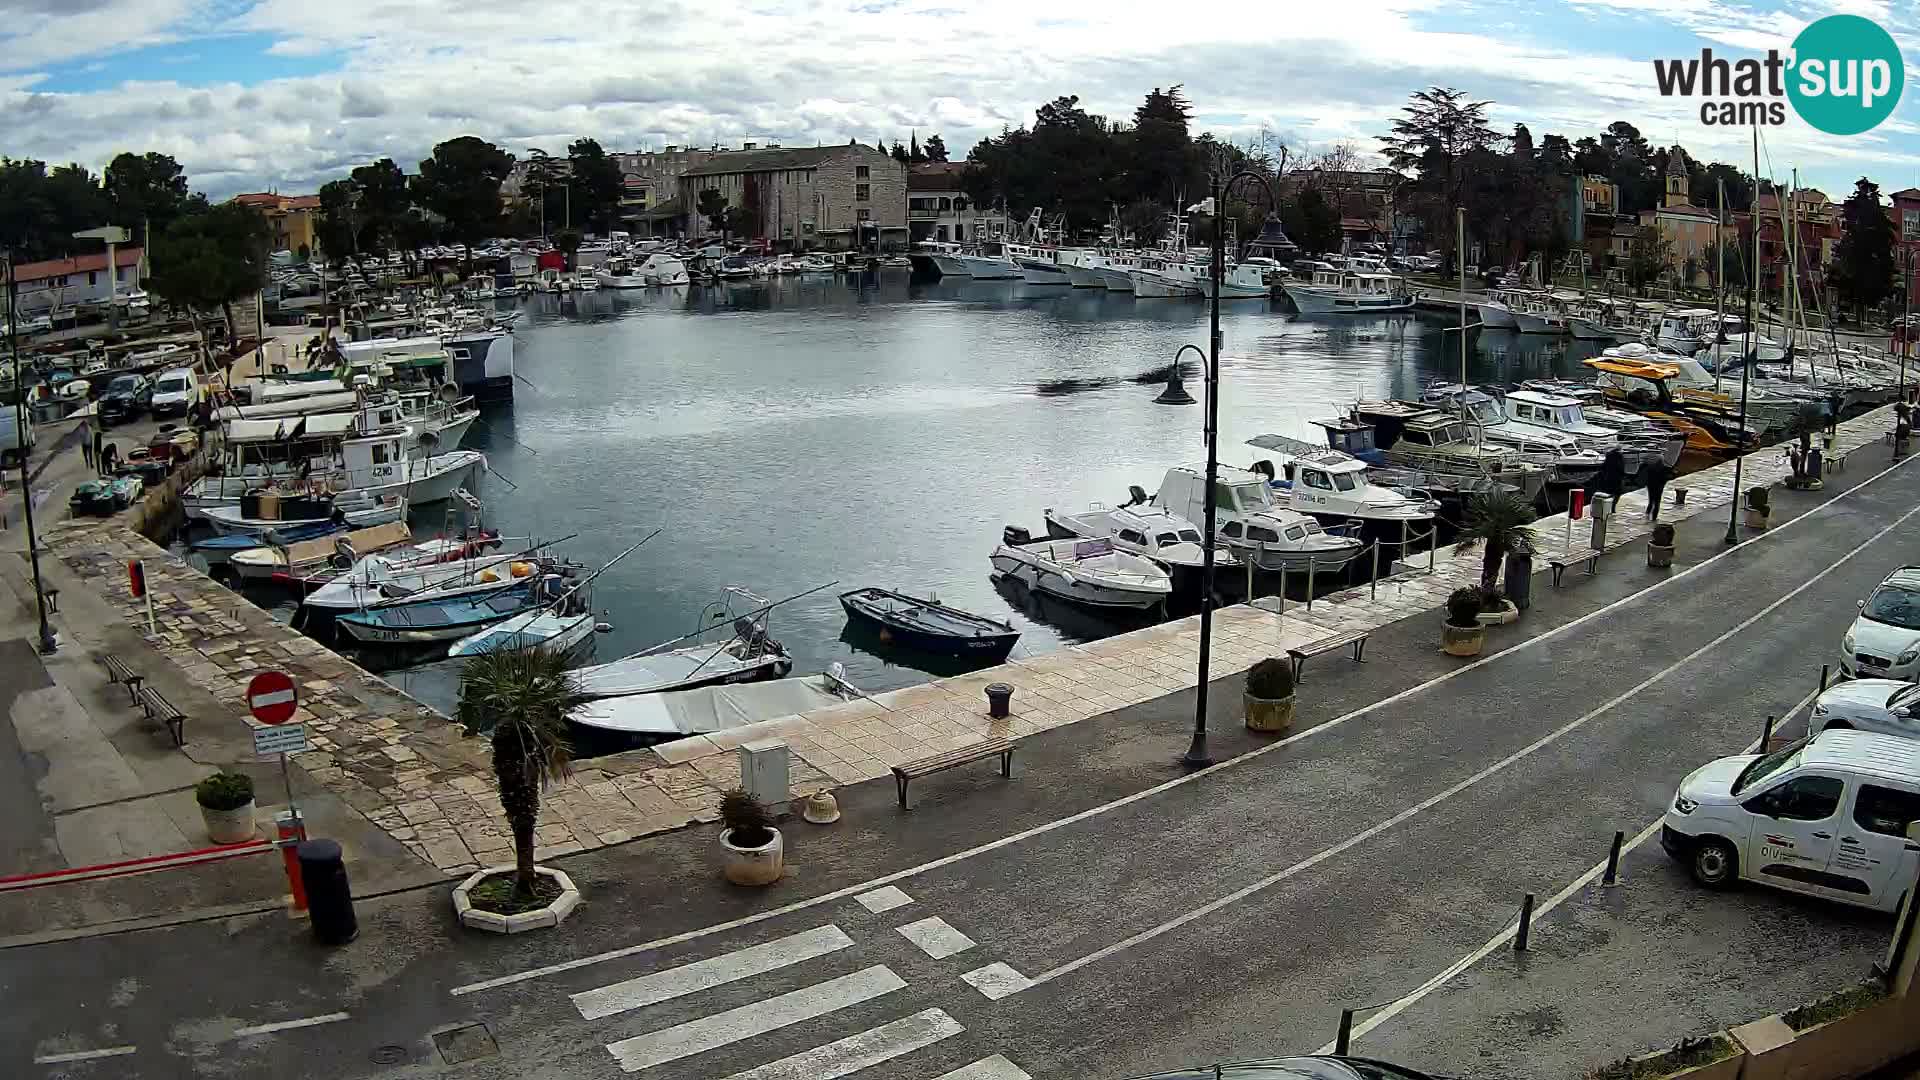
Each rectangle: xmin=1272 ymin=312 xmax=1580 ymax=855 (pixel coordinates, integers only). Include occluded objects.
xmin=3 ymin=247 xmax=144 ymax=284
xmin=231 ymin=192 xmax=319 ymax=211
xmin=231 ymin=192 xmax=282 ymax=207
xmin=284 ymin=195 xmax=321 ymax=210
xmin=1892 ymin=188 xmax=1920 ymax=202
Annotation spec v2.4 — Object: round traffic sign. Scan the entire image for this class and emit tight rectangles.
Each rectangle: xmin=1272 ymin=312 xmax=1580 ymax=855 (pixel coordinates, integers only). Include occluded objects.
xmin=247 ymin=671 xmax=298 ymax=725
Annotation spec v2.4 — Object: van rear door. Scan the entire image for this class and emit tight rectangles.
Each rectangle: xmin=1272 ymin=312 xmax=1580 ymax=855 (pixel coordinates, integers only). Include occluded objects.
xmin=1833 ymin=783 xmax=1920 ymax=910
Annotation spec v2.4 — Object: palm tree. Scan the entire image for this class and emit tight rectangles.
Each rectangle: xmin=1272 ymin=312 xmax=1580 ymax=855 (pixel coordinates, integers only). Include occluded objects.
xmin=1453 ymin=488 xmax=1538 ymax=592
xmin=456 ymin=649 xmax=588 ymax=900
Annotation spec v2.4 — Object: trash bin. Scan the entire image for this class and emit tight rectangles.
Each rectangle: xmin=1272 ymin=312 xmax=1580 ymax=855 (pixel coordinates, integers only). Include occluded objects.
xmin=1503 ymin=551 xmax=1533 ymax=612
xmin=985 ymin=682 xmax=1014 ymax=719
xmin=297 ymin=838 xmax=358 ymax=945
xmin=1588 ymin=494 xmax=1613 ymax=551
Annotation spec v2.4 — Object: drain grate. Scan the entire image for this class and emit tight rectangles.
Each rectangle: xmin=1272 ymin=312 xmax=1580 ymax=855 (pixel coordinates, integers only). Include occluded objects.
xmin=368 ymin=1045 xmax=409 ymax=1065
xmin=433 ymin=1023 xmax=499 ymax=1065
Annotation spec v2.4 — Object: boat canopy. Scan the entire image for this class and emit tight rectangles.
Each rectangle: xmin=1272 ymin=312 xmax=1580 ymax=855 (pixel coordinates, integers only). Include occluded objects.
xmin=571 ymin=675 xmax=850 ymax=736
xmin=225 ymin=418 xmax=296 ymax=443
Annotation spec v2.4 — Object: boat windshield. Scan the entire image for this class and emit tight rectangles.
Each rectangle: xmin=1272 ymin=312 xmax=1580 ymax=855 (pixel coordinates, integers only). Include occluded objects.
xmin=1214 ymin=481 xmax=1272 ymax=511
xmin=1155 ymin=532 xmax=1182 ymax=547
xmin=1332 ymin=472 xmax=1357 ymax=491
xmin=1863 ymin=586 xmax=1920 ymax=631
xmin=1557 ymin=406 xmax=1585 ymax=426
xmin=1177 ymin=529 xmax=1202 ymax=542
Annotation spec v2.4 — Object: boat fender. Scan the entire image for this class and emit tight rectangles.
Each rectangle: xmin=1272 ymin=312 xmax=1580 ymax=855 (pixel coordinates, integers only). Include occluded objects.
xmin=1002 ymin=524 xmax=1032 ymax=546
xmin=594 ymin=622 xmax=613 ymax=633
xmin=479 ymin=570 xmax=500 ymax=583
xmin=509 ymin=561 xmax=533 ymax=578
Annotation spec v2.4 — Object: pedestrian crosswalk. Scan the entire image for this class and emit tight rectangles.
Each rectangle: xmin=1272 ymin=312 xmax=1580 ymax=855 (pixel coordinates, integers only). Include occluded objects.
xmin=563 ymin=894 xmax=1034 ymax=1079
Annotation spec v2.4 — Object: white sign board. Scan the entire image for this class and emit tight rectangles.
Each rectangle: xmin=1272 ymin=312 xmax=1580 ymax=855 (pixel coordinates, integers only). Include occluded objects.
xmin=252 ymin=722 xmax=309 ymax=757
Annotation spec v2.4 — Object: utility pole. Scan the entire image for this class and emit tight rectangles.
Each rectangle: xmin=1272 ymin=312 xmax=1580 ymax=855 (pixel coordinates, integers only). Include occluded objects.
xmin=1725 ymin=127 xmax=1759 ymax=547
xmin=4 ymin=252 xmax=58 ymax=653
xmin=1714 ymin=178 xmax=1727 ymax=394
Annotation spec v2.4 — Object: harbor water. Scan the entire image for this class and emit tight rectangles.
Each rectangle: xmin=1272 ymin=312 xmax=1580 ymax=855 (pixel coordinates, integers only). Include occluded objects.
xmin=250 ymin=273 xmax=1615 ymax=720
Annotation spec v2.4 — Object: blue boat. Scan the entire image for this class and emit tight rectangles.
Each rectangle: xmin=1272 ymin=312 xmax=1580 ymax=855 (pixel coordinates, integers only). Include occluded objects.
xmin=190 ymin=519 xmax=350 ymax=566
xmin=335 ymin=579 xmax=551 ymax=647
xmin=838 ymin=587 xmax=1019 ymax=659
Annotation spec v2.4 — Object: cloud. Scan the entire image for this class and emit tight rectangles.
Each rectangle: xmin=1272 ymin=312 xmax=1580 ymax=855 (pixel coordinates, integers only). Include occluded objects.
xmin=339 ymin=79 xmax=388 ymax=118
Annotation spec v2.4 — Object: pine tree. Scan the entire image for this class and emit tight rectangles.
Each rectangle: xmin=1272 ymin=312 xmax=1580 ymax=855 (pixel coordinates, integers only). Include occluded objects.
xmin=1830 ymin=177 xmax=1898 ymax=323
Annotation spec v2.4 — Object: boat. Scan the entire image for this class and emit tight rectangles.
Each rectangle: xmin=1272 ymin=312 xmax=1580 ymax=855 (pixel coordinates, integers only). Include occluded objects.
xmin=1130 ymin=263 xmax=1203 ymax=298
xmin=1316 ymin=403 xmax=1549 ymax=506
xmin=955 ymin=241 xmax=1022 ymax=280
xmin=191 ymin=517 xmax=351 ymax=566
xmin=595 ymin=258 xmax=649 ymax=289
xmin=1282 ymin=268 xmax=1414 ymax=313
xmin=1421 ymin=384 xmax=1606 ymax=485
xmin=911 ymin=241 xmax=973 ymax=278
xmin=336 ymin=576 xmax=562 ymax=647
xmin=299 ymin=548 xmax=538 ymax=609
xmin=228 ymin=520 xmax=419 ymax=583
xmin=203 ymin=491 xmax=407 ymax=537
xmin=1200 ymin=263 xmax=1274 ymax=300
xmin=1512 ymin=295 xmax=1568 ymax=334
xmin=1475 ymin=289 xmax=1524 ymax=330
xmin=1243 ymin=434 xmax=1439 ymax=530
xmin=69 ymin=476 xmax=142 ymax=517
xmin=1057 ymin=249 xmax=1110 ymax=289
xmin=990 ymin=534 xmax=1172 ymax=611
xmin=637 ymin=252 xmax=691 ymax=286
xmin=1042 ymin=502 xmax=1237 ymax=593
xmin=572 ymin=587 xmax=794 ymax=698
xmin=570 ymin=669 xmax=862 ymax=738
xmin=1151 ymin=465 xmax=1365 ymax=572
xmin=837 ymin=588 xmax=1020 ymax=658
xmin=446 ymin=608 xmax=598 ymax=659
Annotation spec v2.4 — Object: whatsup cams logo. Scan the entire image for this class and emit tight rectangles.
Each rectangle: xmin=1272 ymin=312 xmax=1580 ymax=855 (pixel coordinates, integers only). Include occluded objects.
xmin=1652 ymin=14 xmax=1905 ymax=134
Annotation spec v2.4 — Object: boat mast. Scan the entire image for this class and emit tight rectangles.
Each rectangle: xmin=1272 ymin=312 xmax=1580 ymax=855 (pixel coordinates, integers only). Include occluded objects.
xmin=1458 ymin=206 xmax=1468 ymax=410
xmin=1714 ymin=178 xmax=1726 ymax=394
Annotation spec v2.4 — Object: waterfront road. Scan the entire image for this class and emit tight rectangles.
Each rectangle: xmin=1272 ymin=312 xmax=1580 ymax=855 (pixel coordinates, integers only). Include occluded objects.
xmin=9 ymin=449 xmax=1920 ymax=1079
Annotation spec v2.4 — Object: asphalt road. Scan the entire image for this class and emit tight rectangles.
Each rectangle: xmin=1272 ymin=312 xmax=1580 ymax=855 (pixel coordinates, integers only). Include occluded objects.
xmin=7 ymin=447 xmax=1920 ymax=1080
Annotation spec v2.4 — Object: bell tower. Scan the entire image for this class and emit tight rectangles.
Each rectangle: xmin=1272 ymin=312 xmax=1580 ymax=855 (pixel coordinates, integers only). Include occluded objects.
xmin=1664 ymin=145 xmax=1691 ymax=208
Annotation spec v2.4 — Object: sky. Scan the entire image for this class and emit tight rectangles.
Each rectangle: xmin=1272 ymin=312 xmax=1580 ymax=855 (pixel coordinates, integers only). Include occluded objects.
xmin=1 ymin=0 xmax=1918 ymax=201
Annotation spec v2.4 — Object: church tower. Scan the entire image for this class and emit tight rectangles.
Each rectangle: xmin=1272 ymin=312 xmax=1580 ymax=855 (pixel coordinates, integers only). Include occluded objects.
xmin=1664 ymin=145 xmax=1691 ymax=208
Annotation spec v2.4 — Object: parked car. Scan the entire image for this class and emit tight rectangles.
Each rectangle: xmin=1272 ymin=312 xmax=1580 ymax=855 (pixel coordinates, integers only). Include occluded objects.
xmin=1661 ymin=729 xmax=1920 ymax=912
xmin=1840 ymin=567 xmax=1920 ymax=679
xmin=148 ymin=367 xmax=199 ymax=417
xmin=0 ymin=408 xmax=33 ymax=467
xmin=1810 ymin=678 xmax=1920 ymax=738
xmin=1120 ymin=1057 xmax=1437 ymax=1079
xmin=97 ymin=374 xmax=152 ymax=426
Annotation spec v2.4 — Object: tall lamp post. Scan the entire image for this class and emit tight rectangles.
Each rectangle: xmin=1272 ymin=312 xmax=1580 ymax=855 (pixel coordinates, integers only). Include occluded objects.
xmin=1183 ymin=166 xmax=1278 ymax=769
xmin=4 ymin=249 xmax=59 ymax=653
xmin=1724 ymin=131 xmax=1760 ymax=547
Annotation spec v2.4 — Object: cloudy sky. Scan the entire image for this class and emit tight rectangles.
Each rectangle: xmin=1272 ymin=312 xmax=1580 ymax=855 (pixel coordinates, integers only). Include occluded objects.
xmin=2 ymin=0 xmax=1917 ymax=200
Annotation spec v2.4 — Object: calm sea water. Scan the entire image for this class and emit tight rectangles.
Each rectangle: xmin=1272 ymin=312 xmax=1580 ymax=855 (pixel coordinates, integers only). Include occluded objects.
xmin=354 ymin=273 xmax=1606 ymax=715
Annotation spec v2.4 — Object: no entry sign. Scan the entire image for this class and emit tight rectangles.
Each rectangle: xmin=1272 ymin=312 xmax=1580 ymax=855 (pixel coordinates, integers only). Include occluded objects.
xmin=247 ymin=671 xmax=298 ymax=725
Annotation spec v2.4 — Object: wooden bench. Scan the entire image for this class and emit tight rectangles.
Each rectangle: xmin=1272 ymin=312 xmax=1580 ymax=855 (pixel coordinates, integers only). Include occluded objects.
xmin=1549 ymin=548 xmax=1600 ymax=586
xmin=892 ymin=738 xmax=1014 ymax=809
xmin=136 ymin=685 xmax=187 ymax=747
xmin=98 ymin=653 xmax=144 ymax=704
xmin=1287 ymin=629 xmax=1370 ymax=682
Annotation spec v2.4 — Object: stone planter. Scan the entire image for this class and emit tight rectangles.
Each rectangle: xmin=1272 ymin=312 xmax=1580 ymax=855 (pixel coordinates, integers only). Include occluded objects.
xmin=1244 ymin=691 xmax=1295 ymax=734
xmin=200 ymin=800 xmax=257 ymax=844
xmin=1476 ymin=600 xmax=1518 ymax=626
xmin=721 ymin=826 xmax=785 ymax=886
xmin=1442 ymin=622 xmax=1485 ymax=657
xmin=452 ymin=866 xmax=582 ymax=934
xmin=1648 ymin=542 xmax=1675 ymax=568
xmin=1743 ymin=508 xmax=1771 ymax=530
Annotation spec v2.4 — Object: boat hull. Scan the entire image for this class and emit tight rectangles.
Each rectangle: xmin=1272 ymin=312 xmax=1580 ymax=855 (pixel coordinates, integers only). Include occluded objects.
xmin=1567 ymin=317 xmax=1613 ymax=341
xmin=1513 ymin=311 xmax=1563 ymax=334
xmin=1131 ymin=271 xmax=1199 ymax=299
xmin=1062 ymin=263 xmax=1108 ymax=288
xmin=1477 ymin=303 xmax=1519 ymax=330
xmin=957 ymin=255 xmax=1020 ymax=280
xmin=839 ymin=597 xmax=1018 ymax=658
xmin=1283 ymin=286 xmax=1413 ymax=314
xmin=1018 ymin=260 xmax=1071 ymax=286
xmin=1096 ymin=266 xmax=1135 ymax=292
xmin=989 ymin=549 xmax=1169 ymax=610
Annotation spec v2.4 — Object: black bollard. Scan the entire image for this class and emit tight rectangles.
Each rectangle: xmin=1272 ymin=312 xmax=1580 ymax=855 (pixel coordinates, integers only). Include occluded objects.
xmin=1334 ymin=1008 xmax=1354 ymax=1055
xmin=1602 ymin=830 xmax=1625 ymax=887
xmin=297 ymin=838 xmax=358 ymax=945
xmin=985 ymin=682 xmax=1014 ymax=719
xmin=1514 ymin=892 xmax=1535 ymax=952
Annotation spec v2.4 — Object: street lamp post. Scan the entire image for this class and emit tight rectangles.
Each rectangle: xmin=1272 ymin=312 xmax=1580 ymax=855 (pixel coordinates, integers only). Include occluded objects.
xmin=1184 ymin=166 xmax=1277 ymax=770
xmin=4 ymin=250 xmax=59 ymax=653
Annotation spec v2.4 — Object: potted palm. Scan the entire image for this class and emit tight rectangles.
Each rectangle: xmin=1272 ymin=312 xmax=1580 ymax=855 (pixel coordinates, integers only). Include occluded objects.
xmin=720 ymin=788 xmax=784 ymax=886
xmin=1743 ymin=486 xmax=1770 ymax=529
xmin=450 ymin=648 xmax=587 ymax=933
xmin=1442 ymin=587 xmax=1486 ymax=656
xmin=195 ymin=770 xmax=256 ymax=844
xmin=1454 ymin=490 xmax=1537 ymax=620
xmin=1243 ymin=658 xmax=1296 ymax=733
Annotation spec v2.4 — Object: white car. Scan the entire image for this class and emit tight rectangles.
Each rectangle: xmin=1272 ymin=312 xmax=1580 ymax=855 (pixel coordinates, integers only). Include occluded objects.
xmin=1839 ymin=567 xmax=1920 ymax=679
xmin=148 ymin=367 xmax=199 ymax=417
xmin=1661 ymin=730 xmax=1920 ymax=912
xmin=1810 ymin=678 xmax=1920 ymax=739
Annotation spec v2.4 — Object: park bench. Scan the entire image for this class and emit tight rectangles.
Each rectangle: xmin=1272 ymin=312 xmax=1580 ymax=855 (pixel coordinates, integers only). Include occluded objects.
xmin=135 ymin=685 xmax=187 ymax=747
xmin=892 ymin=738 xmax=1015 ymax=809
xmin=1549 ymin=548 xmax=1600 ymax=586
xmin=1287 ymin=629 xmax=1370 ymax=682
xmin=98 ymin=653 xmax=145 ymax=704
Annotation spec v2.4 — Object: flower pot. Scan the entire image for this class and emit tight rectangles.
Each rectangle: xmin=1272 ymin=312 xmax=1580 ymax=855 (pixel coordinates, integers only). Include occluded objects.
xmin=1648 ymin=542 xmax=1675 ymax=568
xmin=721 ymin=826 xmax=785 ymax=886
xmin=1442 ymin=622 xmax=1485 ymax=657
xmin=1244 ymin=691 xmax=1295 ymax=733
xmin=200 ymin=799 xmax=256 ymax=844
xmin=1476 ymin=600 xmax=1519 ymax=626
xmin=1743 ymin=508 xmax=1770 ymax=530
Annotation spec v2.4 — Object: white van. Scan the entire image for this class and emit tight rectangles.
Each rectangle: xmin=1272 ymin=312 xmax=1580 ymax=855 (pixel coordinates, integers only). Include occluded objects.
xmin=149 ymin=367 xmax=199 ymax=417
xmin=1662 ymin=730 xmax=1920 ymax=912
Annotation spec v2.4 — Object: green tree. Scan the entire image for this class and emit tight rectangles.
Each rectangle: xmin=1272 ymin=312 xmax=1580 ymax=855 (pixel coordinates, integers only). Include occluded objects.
xmin=0 ymin=158 xmax=55 ymax=258
xmin=1379 ymin=87 xmax=1500 ymax=265
xmin=891 ymin=141 xmax=910 ymax=164
xmin=1283 ymin=187 xmax=1341 ymax=254
xmin=1698 ymin=162 xmax=1754 ymax=213
xmin=522 ymin=149 xmax=565 ymax=236
xmin=1130 ymin=85 xmax=1196 ymax=205
xmin=553 ymin=228 xmax=582 ymax=265
xmin=314 ymin=179 xmax=361 ymax=261
xmin=411 ymin=136 xmax=513 ymax=252
xmin=567 ymin=138 xmax=625 ymax=235
xmin=908 ymin=133 xmax=927 ymax=164
xmin=145 ymin=202 xmax=271 ymax=351
xmin=1830 ymin=177 xmax=1898 ymax=322
xmin=103 ymin=152 xmax=190 ymax=239
xmin=1118 ymin=198 xmax=1167 ymax=246
xmin=455 ymin=649 xmax=587 ymax=902
xmin=923 ymin=134 xmax=949 ymax=163
xmin=349 ymin=158 xmax=411 ymax=251
xmin=1623 ymin=228 xmax=1674 ymax=294
xmin=1453 ymin=489 xmax=1537 ymax=592
xmin=696 ymin=188 xmax=730 ymax=242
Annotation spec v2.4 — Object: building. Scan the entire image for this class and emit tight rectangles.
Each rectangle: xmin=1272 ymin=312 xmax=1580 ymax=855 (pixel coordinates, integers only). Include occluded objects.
xmin=1632 ymin=147 xmax=1731 ymax=286
xmin=678 ymin=143 xmax=908 ymax=251
xmin=1 ymin=248 xmax=145 ymax=314
xmin=231 ymin=192 xmax=321 ymax=255
xmin=611 ymin=146 xmax=720 ymax=222
xmin=1564 ymin=175 xmax=1620 ymax=262
xmin=906 ymin=163 xmax=1008 ymax=245
xmin=1893 ymin=188 xmax=1920 ymax=310
xmin=1277 ymin=167 xmax=1399 ymax=249
xmin=1739 ymin=186 xmax=1840 ymax=301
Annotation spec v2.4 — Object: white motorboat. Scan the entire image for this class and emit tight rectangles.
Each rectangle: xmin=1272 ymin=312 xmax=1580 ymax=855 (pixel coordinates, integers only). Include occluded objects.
xmin=1129 ymin=265 xmax=1202 ymax=298
xmin=1476 ymin=291 xmax=1521 ymax=330
xmin=1243 ymin=434 xmax=1439 ymax=527
xmin=447 ymin=609 xmax=599 ymax=659
xmin=572 ymin=587 xmax=793 ymax=697
xmin=1511 ymin=296 xmax=1568 ymax=335
xmin=956 ymin=242 xmax=1022 ymax=279
xmin=912 ymin=241 xmax=973 ymax=278
xmin=299 ymin=549 xmax=538 ymax=610
xmin=571 ymin=671 xmax=860 ymax=738
xmin=227 ymin=520 xmax=418 ymax=583
xmin=640 ymin=253 xmax=690 ymax=286
xmin=1200 ymin=263 xmax=1273 ymax=300
xmin=1041 ymin=503 xmax=1237 ymax=580
xmin=1057 ymin=249 xmax=1109 ymax=288
xmin=990 ymin=534 xmax=1172 ymax=610
xmin=1095 ymin=255 xmax=1140 ymax=293
xmin=595 ymin=258 xmax=649 ymax=289
xmin=1282 ymin=268 xmax=1413 ymax=314
xmin=1009 ymin=242 xmax=1070 ymax=286
xmin=1421 ymin=385 xmax=1604 ymax=485
xmin=204 ymin=491 xmax=407 ymax=537
xmin=1153 ymin=464 xmax=1365 ymax=571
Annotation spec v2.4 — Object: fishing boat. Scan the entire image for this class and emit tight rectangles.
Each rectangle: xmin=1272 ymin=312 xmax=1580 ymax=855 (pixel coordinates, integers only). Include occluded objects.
xmin=570 ymin=669 xmax=862 ymax=739
xmin=335 ymin=575 xmax=566 ymax=647
xmin=989 ymin=534 xmax=1173 ymax=611
xmin=203 ymin=491 xmax=406 ymax=537
xmin=1421 ymin=384 xmax=1606 ymax=486
xmin=1282 ymin=268 xmax=1413 ymax=314
xmin=191 ymin=517 xmax=351 ymax=567
xmin=446 ymin=609 xmax=599 ymax=658
xmin=1243 ymin=434 xmax=1440 ymax=530
xmin=1150 ymin=465 xmax=1366 ymax=572
xmin=571 ymin=587 xmax=794 ymax=698
xmin=1042 ymin=502 xmax=1237 ymax=592
xmin=1199 ymin=263 xmax=1275 ymax=300
xmin=837 ymin=588 xmax=1020 ymax=658
xmin=229 ymin=520 xmax=418 ymax=583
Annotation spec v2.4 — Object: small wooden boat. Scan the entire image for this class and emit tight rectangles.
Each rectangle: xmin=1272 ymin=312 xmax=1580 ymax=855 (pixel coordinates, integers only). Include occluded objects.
xmin=190 ymin=518 xmax=350 ymax=566
xmin=447 ymin=610 xmax=599 ymax=659
xmin=839 ymin=587 xmax=1020 ymax=658
xmin=336 ymin=577 xmax=558 ymax=647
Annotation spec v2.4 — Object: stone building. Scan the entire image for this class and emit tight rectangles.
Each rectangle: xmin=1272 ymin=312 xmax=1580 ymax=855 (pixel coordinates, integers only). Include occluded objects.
xmin=232 ymin=192 xmax=321 ymax=254
xmin=1636 ymin=146 xmax=1732 ymax=286
xmin=907 ymin=163 xmax=1007 ymax=245
xmin=677 ymin=142 xmax=907 ymax=251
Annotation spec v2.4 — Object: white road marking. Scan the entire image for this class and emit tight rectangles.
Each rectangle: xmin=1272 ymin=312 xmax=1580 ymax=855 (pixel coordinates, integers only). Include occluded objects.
xmin=572 ymin=925 xmax=854 ymax=1021
xmin=449 ymin=445 xmax=1915 ymax=998
xmin=895 ymin=916 xmax=976 ymax=959
xmin=961 ymin=962 xmax=1032 ymax=1000
xmin=1015 ymin=501 xmax=1919 ymax=993
xmin=935 ymin=1055 xmax=1036 ymax=1080
xmin=716 ymin=1007 xmax=963 ymax=1080
xmin=855 ymin=885 xmax=914 ymax=913
xmin=33 ymin=1046 xmax=138 ymax=1064
xmin=1323 ymin=691 xmax=1818 ymax=1052
xmin=605 ymin=965 xmax=906 ymax=1073
xmin=230 ymin=1012 xmax=351 ymax=1038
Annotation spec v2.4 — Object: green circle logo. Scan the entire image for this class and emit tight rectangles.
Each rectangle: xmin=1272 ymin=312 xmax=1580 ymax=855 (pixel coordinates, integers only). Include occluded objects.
xmin=1787 ymin=15 xmax=1905 ymax=135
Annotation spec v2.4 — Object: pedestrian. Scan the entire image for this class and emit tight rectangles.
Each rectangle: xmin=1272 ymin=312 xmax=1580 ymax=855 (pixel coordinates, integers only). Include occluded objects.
xmin=90 ymin=422 xmax=103 ymax=472
xmin=1642 ymin=460 xmax=1673 ymax=520
xmin=80 ymin=423 xmax=94 ymax=470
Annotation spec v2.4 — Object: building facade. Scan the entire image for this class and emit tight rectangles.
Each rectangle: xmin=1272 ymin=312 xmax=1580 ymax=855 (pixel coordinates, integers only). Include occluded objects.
xmin=1635 ymin=147 xmax=1732 ymax=286
xmin=1893 ymin=188 xmax=1920 ymax=310
xmin=2 ymin=248 xmax=145 ymax=314
xmin=678 ymin=143 xmax=908 ymax=251
xmin=232 ymin=192 xmax=320 ymax=254
xmin=906 ymin=164 xmax=1008 ymax=245
xmin=1740 ymin=186 xmax=1840 ymax=300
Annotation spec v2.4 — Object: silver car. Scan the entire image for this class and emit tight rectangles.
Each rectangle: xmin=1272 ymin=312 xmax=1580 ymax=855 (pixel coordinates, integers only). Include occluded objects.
xmin=1809 ymin=678 xmax=1920 ymax=739
xmin=1839 ymin=568 xmax=1920 ymax=679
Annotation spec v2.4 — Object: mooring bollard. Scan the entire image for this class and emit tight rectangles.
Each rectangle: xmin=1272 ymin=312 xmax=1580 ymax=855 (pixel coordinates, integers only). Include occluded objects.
xmin=1307 ymin=558 xmax=1317 ymax=610
xmin=1370 ymin=544 xmax=1380 ymax=600
xmin=1760 ymin=713 xmax=1776 ymax=754
xmin=1602 ymin=830 xmax=1625 ymax=887
xmin=1334 ymin=1008 xmax=1354 ymax=1055
xmin=1514 ymin=892 xmax=1536 ymax=952
xmin=985 ymin=682 xmax=1014 ymax=720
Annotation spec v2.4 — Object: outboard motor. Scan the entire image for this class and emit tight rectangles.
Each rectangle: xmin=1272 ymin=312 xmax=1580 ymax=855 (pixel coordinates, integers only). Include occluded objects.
xmin=1002 ymin=524 xmax=1033 ymax=547
xmin=1124 ymin=485 xmax=1149 ymax=507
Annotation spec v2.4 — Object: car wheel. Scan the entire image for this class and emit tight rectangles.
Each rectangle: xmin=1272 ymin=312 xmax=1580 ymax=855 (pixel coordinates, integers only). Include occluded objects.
xmin=1690 ymin=837 xmax=1738 ymax=889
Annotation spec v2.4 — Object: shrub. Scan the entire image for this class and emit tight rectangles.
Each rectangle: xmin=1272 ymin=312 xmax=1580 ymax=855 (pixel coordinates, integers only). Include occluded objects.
xmin=1782 ymin=982 xmax=1885 ymax=1031
xmin=195 ymin=770 xmax=254 ymax=811
xmin=1246 ymin=658 xmax=1294 ymax=700
xmin=1651 ymin=522 xmax=1676 ymax=546
xmin=1446 ymin=587 xmax=1484 ymax=628
xmin=721 ymin=788 xmax=775 ymax=848
xmin=1586 ymin=1034 xmax=1734 ymax=1079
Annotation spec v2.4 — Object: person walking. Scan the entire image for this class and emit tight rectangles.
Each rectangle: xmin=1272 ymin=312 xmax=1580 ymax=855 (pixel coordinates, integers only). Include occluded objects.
xmin=1642 ymin=460 xmax=1673 ymax=521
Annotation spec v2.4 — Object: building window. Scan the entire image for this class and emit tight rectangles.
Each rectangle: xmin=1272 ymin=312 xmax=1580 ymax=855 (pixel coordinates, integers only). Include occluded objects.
xmin=804 ymin=222 xmax=815 ymax=235
xmin=855 ymin=165 xmax=870 ymax=179
xmin=88 ymin=271 xmax=98 ymax=286
xmin=856 ymin=184 xmax=870 ymax=202
xmin=857 ymin=209 xmax=872 ymax=222
xmin=1905 ymin=212 xmax=1920 ymax=242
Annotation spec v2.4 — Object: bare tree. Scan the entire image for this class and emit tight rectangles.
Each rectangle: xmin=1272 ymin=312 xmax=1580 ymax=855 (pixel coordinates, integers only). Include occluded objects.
xmin=1310 ymin=142 xmax=1364 ymax=219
